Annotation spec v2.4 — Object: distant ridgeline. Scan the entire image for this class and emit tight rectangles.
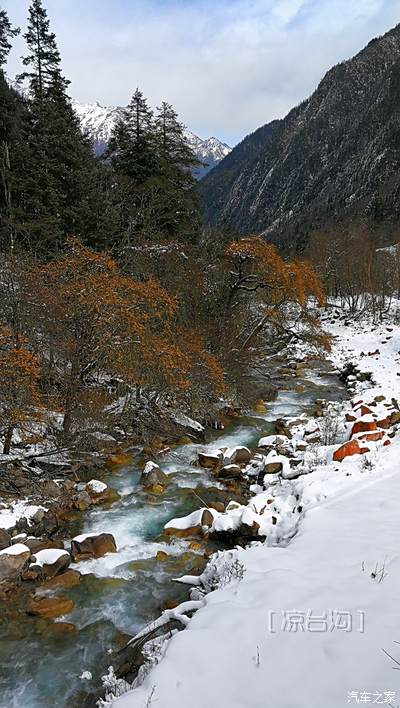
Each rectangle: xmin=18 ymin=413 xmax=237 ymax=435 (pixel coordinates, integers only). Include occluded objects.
xmin=197 ymin=24 xmax=400 ymax=249
xmin=73 ymin=101 xmax=231 ymax=180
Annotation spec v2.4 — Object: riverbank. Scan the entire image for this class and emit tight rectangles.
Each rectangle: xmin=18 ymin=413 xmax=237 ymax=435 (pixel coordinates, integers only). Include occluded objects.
xmin=109 ymin=306 xmax=400 ymax=708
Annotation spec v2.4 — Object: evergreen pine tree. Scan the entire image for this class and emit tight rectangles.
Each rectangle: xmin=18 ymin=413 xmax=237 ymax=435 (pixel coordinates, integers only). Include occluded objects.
xmin=0 ymin=8 xmax=19 ymax=70
xmin=155 ymin=101 xmax=199 ymax=183
xmin=18 ymin=0 xmax=69 ymax=101
xmin=17 ymin=0 xmax=116 ymax=252
xmin=152 ymin=102 xmax=201 ymax=240
xmin=0 ymin=9 xmax=21 ymax=250
xmin=108 ymin=88 xmax=158 ymax=184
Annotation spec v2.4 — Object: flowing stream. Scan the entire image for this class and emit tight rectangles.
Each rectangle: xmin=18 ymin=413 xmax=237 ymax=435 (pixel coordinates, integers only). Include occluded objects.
xmin=0 ymin=361 xmax=346 ymax=708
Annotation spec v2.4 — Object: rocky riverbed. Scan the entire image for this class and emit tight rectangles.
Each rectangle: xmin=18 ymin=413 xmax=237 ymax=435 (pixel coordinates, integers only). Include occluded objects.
xmin=0 ymin=357 xmax=349 ymax=707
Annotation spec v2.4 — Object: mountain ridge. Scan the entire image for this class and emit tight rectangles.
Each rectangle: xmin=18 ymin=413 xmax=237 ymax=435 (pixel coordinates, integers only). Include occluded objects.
xmin=197 ymin=23 xmax=400 ymax=247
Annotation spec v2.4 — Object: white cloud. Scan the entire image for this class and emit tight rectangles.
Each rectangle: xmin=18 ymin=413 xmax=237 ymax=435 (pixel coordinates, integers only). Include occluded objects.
xmin=3 ymin=0 xmax=400 ymax=144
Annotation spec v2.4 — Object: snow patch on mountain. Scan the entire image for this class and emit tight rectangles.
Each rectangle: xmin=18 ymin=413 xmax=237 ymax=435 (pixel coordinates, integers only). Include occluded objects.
xmin=73 ymin=101 xmax=231 ymax=179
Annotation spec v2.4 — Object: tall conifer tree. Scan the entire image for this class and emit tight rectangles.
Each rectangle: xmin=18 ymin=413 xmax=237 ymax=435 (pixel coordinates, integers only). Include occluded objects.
xmin=17 ymin=0 xmax=112 ymax=252
xmin=0 ymin=9 xmax=21 ymax=250
xmin=109 ymin=88 xmax=158 ymax=184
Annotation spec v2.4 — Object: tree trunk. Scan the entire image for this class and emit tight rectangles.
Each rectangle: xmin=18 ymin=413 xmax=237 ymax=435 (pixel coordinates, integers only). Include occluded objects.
xmin=3 ymin=426 xmax=14 ymax=455
xmin=62 ymin=359 xmax=79 ymax=438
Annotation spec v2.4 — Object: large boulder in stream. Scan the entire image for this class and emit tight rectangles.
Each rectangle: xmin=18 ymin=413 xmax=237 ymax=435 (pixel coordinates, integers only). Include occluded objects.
xmin=27 ymin=595 xmax=74 ymax=618
xmin=85 ymin=479 xmax=120 ymax=505
xmin=0 ymin=543 xmax=31 ymax=581
xmin=140 ymin=462 xmax=169 ymax=494
xmin=71 ymin=532 xmax=117 ymax=561
xmin=224 ymin=446 xmax=251 ymax=465
xmin=198 ymin=451 xmax=224 ymax=469
xmin=39 ymin=569 xmax=81 ymax=590
xmin=215 ymin=464 xmax=242 ymax=479
xmin=164 ymin=508 xmax=217 ymax=538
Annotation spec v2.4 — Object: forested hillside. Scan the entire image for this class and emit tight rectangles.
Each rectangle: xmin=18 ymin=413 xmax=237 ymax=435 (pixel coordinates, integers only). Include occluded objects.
xmin=198 ymin=23 xmax=400 ymax=249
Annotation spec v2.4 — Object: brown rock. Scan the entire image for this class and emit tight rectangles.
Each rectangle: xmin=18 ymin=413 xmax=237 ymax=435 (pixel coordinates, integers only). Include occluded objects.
xmin=228 ymin=447 xmax=251 ymax=465
xmin=141 ymin=463 xmax=169 ymax=493
xmin=264 ymin=462 xmax=283 ymax=475
xmin=164 ymin=525 xmax=202 ymax=539
xmin=201 ymin=509 xmax=215 ymax=527
xmin=27 ymin=595 xmax=74 ymax=618
xmin=345 ymin=413 xmax=357 ymax=422
xmin=209 ymin=502 xmax=225 ymax=513
xmin=0 ymin=544 xmax=30 ymax=580
xmin=351 ymin=420 xmax=377 ymax=436
xmin=355 ymin=405 xmax=373 ymax=416
xmin=62 ymin=480 xmax=75 ymax=492
xmin=106 ymin=453 xmax=132 ymax=467
xmin=333 ymin=439 xmax=364 ymax=462
xmin=240 ymin=520 xmax=261 ymax=537
xmin=71 ymin=532 xmax=117 ymax=561
xmin=198 ymin=452 xmax=223 ymax=469
xmin=73 ymin=491 xmax=92 ymax=511
xmin=352 ymin=399 xmax=364 ymax=408
xmin=41 ymin=480 xmax=62 ymax=498
xmin=156 ymin=551 xmax=168 ymax=561
xmin=39 ymin=569 xmax=81 ymax=590
xmin=85 ymin=482 xmax=120 ymax=505
xmin=216 ymin=464 xmax=242 ymax=479
xmin=0 ymin=529 xmax=11 ymax=551
xmin=24 ymin=538 xmax=64 ymax=553
xmin=358 ymin=431 xmax=385 ymax=442
xmin=376 ymin=416 xmax=391 ymax=429
xmin=28 ymin=550 xmax=70 ymax=580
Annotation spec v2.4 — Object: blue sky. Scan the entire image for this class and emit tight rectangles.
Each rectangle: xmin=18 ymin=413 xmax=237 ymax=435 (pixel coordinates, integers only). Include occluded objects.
xmin=3 ymin=0 xmax=400 ymax=145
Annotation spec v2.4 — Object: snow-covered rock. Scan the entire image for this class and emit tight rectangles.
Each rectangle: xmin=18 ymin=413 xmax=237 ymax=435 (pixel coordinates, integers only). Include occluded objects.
xmin=71 ymin=532 xmax=117 ymax=560
xmin=0 ymin=543 xmax=30 ymax=580
xmin=164 ymin=508 xmax=218 ymax=538
xmin=86 ymin=479 xmax=107 ymax=495
xmin=223 ymin=445 xmax=251 ymax=465
xmin=28 ymin=548 xmax=71 ymax=579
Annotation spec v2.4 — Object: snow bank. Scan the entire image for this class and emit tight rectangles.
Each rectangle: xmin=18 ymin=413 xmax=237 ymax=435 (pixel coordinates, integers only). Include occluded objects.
xmin=0 ymin=501 xmax=47 ymax=530
xmin=113 ymin=446 xmax=400 ymax=708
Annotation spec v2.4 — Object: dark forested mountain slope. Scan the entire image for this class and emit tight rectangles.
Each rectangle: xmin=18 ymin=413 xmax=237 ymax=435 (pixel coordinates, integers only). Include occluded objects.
xmin=198 ymin=24 xmax=400 ymax=248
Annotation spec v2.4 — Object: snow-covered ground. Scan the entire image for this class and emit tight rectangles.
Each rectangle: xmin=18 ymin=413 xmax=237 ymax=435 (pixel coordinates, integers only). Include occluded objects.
xmin=111 ymin=309 xmax=400 ymax=708
xmin=0 ymin=499 xmax=47 ymax=530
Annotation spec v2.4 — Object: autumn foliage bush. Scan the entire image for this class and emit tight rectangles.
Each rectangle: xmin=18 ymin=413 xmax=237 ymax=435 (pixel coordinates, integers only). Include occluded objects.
xmin=220 ymin=236 xmax=329 ymax=401
xmin=0 ymin=325 xmax=43 ymax=453
xmin=0 ymin=235 xmax=326 ymax=452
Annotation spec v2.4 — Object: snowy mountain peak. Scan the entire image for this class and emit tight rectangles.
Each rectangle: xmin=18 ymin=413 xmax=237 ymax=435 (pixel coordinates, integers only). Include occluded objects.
xmin=72 ymin=101 xmax=231 ymax=178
